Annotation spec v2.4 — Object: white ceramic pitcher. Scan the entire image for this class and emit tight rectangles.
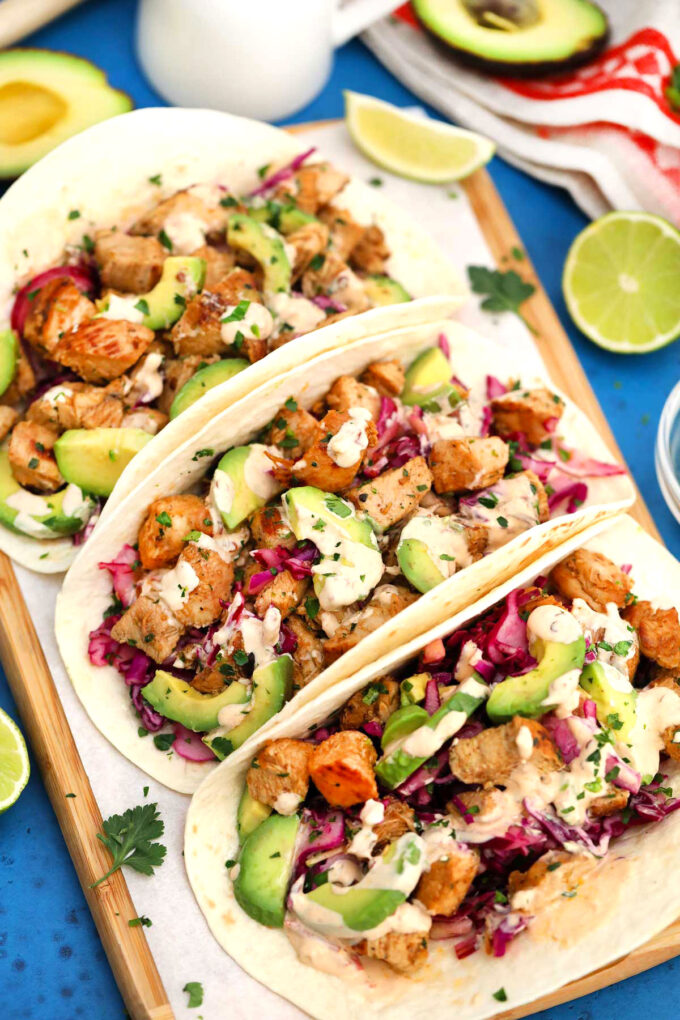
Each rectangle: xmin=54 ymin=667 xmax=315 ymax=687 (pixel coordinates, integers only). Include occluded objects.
xmin=136 ymin=0 xmax=398 ymax=121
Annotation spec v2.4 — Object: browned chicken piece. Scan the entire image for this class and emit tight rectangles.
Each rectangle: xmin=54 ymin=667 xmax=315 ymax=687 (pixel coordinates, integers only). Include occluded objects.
xmin=268 ymin=404 xmax=321 ymax=459
xmin=111 ymin=594 xmax=184 ymax=663
xmin=318 ymin=206 xmax=364 ymax=260
xmin=449 ymin=716 xmax=562 ymax=786
xmin=301 ymin=250 xmax=370 ymax=314
xmin=416 ymin=844 xmax=479 ymax=916
xmin=242 ymin=335 xmax=268 ymax=364
xmin=464 ymin=520 xmax=488 ymax=561
xmin=94 ymin=230 xmax=166 ymax=293
xmin=191 ymin=244 xmax=236 ymax=288
xmin=286 ymin=222 xmax=330 ymax=281
xmin=323 ymin=586 xmax=419 ymax=663
xmin=339 ymin=676 xmax=400 ymax=731
xmin=429 ymin=437 xmax=509 ymax=494
xmin=550 ymin=549 xmax=633 ymax=613
xmin=349 ymin=457 xmax=433 ymax=532
xmin=122 ymin=407 xmax=169 ymax=435
xmin=23 ymin=277 xmax=96 ymax=357
xmin=491 ymin=387 xmax=565 ymax=446
xmin=286 ymin=615 xmax=325 ymax=691
xmin=138 ymin=494 xmax=213 ymax=570
xmin=27 ymin=380 xmax=127 ymax=432
xmin=246 ymin=738 xmax=314 ymax=812
xmin=310 ymin=730 xmax=378 ymax=807
xmin=131 ymin=188 xmax=229 ymax=240
xmin=190 ymin=667 xmax=226 ymax=695
xmin=8 ymin=421 xmax=62 ymax=492
xmin=253 ymin=570 xmax=308 ymax=620
xmin=356 ymin=933 xmax=428 ymax=975
xmin=590 ymin=787 xmax=629 ymax=818
xmin=170 ymin=269 xmax=260 ymax=357
xmin=350 ymin=224 xmax=391 ymax=275
xmin=0 ymin=406 xmax=18 ymax=442
xmin=2 ymin=345 xmax=36 ymax=404
xmin=361 ymin=360 xmax=404 ymax=398
xmin=158 ymin=354 xmax=219 ymax=414
xmin=373 ymin=798 xmax=415 ymax=854
xmin=249 ymin=505 xmax=296 ymax=550
xmin=624 ymin=601 xmax=680 ymax=670
xmin=273 ymin=162 xmax=349 ymax=215
xmin=173 ymin=543 xmax=233 ymax=628
xmin=325 ymin=375 xmax=381 ymax=419
xmin=52 ymin=319 xmax=154 ymax=383
xmin=288 ymin=409 xmax=377 ymax=492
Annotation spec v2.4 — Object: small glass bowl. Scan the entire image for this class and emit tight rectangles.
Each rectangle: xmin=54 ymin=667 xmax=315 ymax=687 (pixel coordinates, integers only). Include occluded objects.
xmin=656 ymin=378 xmax=680 ymax=525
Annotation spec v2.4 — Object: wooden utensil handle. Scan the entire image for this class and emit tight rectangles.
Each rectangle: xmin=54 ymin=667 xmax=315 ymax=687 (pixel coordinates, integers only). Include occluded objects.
xmin=0 ymin=0 xmax=88 ymax=48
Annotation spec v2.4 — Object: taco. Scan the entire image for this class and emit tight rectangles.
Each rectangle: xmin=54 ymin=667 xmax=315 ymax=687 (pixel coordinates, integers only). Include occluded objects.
xmin=0 ymin=106 xmax=463 ymax=572
xmin=185 ymin=515 xmax=680 ymax=1019
xmin=55 ymin=318 xmax=633 ymax=792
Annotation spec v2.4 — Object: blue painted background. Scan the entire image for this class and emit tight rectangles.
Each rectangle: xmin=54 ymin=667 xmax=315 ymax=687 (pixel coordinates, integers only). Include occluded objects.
xmin=0 ymin=1 xmax=677 ymax=1017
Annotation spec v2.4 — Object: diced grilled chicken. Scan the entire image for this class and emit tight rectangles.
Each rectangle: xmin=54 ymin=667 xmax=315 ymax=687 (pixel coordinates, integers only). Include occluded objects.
xmin=449 ymin=717 xmax=562 ymax=786
xmin=268 ymin=404 xmax=321 ymax=459
xmin=190 ymin=244 xmax=236 ymax=288
xmin=286 ymin=222 xmax=329 ymax=281
xmin=8 ymin=421 xmax=62 ymax=492
xmin=249 ymin=505 xmax=296 ymax=550
xmin=52 ymin=319 xmax=154 ymax=383
xmin=273 ymin=162 xmax=349 ymax=214
xmin=415 ymin=844 xmax=479 ymax=916
xmin=173 ymin=544 xmax=233 ymax=628
xmin=361 ymin=360 xmax=404 ymax=398
xmin=323 ymin=586 xmax=418 ymax=663
xmin=624 ymin=601 xmax=680 ymax=670
xmin=590 ymin=786 xmax=629 ymax=818
xmin=190 ymin=667 xmax=226 ymax=695
xmin=429 ymin=437 xmax=509 ymax=494
xmin=130 ymin=187 xmax=230 ymax=242
xmin=550 ymin=549 xmax=633 ymax=613
xmin=301 ymin=250 xmax=370 ymax=314
xmin=309 ymin=729 xmax=378 ymax=807
xmin=318 ymin=206 xmax=364 ymax=260
xmin=349 ymin=457 xmax=432 ymax=532
xmin=170 ymin=269 xmax=260 ymax=357
xmin=491 ymin=387 xmax=564 ymax=446
xmin=325 ymin=375 xmax=381 ymax=420
xmin=339 ymin=675 xmax=399 ymax=731
xmin=138 ymin=494 xmax=213 ymax=569
xmin=286 ymin=615 xmax=325 ymax=691
xmin=246 ymin=738 xmax=313 ymax=813
xmin=158 ymin=354 xmax=219 ymax=415
xmin=110 ymin=594 xmax=184 ymax=664
xmin=286 ymin=409 xmax=377 ymax=492
xmin=122 ymin=407 xmax=169 ymax=435
xmin=373 ymin=798 xmax=415 ymax=854
xmin=0 ymin=406 xmax=18 ymax=443
xmin=253 ymin=569 xmax=308 ymax=620
xmin=23 ymin=278 xmax=96 ymax=357
xmin=350 ymin=224 xmax=391 ymax=275
xmin=94 ymin=230 xmax=166 ymax=293
xmin=27 ymin=381 xmax=125 ymax=432
xmin=357 ymin=932 xmax=428 ymax=975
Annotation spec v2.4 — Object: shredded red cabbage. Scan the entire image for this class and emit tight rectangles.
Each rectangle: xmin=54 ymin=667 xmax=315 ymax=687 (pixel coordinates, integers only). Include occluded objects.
xmin=605 ymin=754 xmax=641 ymax=795
xmin=310 ymin=294 xmax=346 ymax=314
xmin=396 ymin=748 xmax=448 ymax=796
xmin=430 ymin=916 xmax=474 ymax=941
xmin=98 ymin=543 xmax=138 ymax=607
xmin=486 ymin=375 xmax=507 ymax=400
xmin=294 ymin=807 xmax=345 ymax=877
xmin=249 ymin=146 xmax=316 ymax=196
xmin=424 ymin=678 xmax=441 ymax=715
xmin=480 ymin=405 xmax=492 ymax=437
xmin=541 ymin=714 xmax=580 ymax=764
xmin=73 ymin=501 xmax=101 ymax=546
xmin=544 ymin=441 xmax=626 ymax=478
xmin=437 ymin=332 xmax=451 ymax=359
xmin=87 ymin=617 xmax=164 ymax=732
xmin=548 ymin=478 xmax=588 ymax=514
xmin=363 ymin=720 xmax=383 ymax=738
xmin=490 ymin=913 xmax=531 ymax=957
xmin=486 ymin=589 xmax=536 ymax=675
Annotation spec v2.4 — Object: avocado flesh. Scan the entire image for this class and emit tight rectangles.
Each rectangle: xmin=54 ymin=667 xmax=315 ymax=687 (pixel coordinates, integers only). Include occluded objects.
xmin=580 ymin=661 xmax=637 ymax=740
xmin=363 ymin=275 xmax=411 ymax=307
xmin=213 ymin=444 xmax=278 ymax=530
xmin=0 ymin=49 xmax=132 ymax=178
xmin=0 ymin=445 xmax=94 ymax=538
xmin=227 ymin=214 xmax=291 ymax=294
xmin=486 ymin=635 xmax=586 ymax=723
xmin=0 ymin=329 xmax=17 ymax=397
xmin=400 ymin=672 xmax=430 ymax=707
xmin=138 ymin=255 xmax=206 ymax=330
xmin=249 ymin=202 xmax=318 ymax=235
xmin=54 ymin=427 xmax=152 ymax=497
xmin=381 ymin=704 xmax=430 ymax=750
xmin=234 ymin=812 xmax=300 ymax=927
xmin=204 ymin=655 xmax=293 ymax=760
xmin=306 ymin=885 xmax=405 ymax=933
xmin=401 ymin=346 xmax=460 ymax=412
xmin=237 ymin=786 xmax=273 ymax=844
xmin=397 ymin=537 xmax=447 ymax=593
xmin=412 ymin=0 xmax=609 ymax=77
xmin=141 ymin=670 xmax=248 ymax=732
xmin=169 ymin=358 xmax=249 ymax=419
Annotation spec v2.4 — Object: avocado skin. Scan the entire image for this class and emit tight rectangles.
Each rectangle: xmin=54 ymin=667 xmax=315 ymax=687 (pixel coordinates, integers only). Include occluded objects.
xmin=204 ymin=656 xmax=293 ymax=760
xmin=234 ymin=813 xmax=300 ymax=927
xmin=486 ymin=635 xmax=586 ymax=723
xmin=141 ymin=669 xmax=248 ymax=732
xmin=237 ymin=787 xmax=273 ymax=844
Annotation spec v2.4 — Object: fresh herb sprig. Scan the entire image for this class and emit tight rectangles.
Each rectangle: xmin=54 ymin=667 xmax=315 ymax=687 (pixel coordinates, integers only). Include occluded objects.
xmin=467 ymin=265 xmax=537 ymax=334
xmin=91 ymin=803 xmax=166 ymax=887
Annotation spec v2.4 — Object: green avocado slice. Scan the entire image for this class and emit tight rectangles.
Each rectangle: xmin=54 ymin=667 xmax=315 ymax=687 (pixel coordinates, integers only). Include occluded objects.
xmin=363 ymin=275 xmax=410 ymax=307
xmin=203 ymin=655 xmax=293 ymax=760
xmin=580 ymin=661 xmax=637 ymax=740
xmin=227 ymin=214 xmax=291 ymax=295
xmin=401 ymin=346 xmax=462 ymax=413
xmin=487 ymin=635 xmax=586 ymax=723
xmin=0 ymin=445 xmax=95 ymax=539
xmin=0 ymin=329 xmax=17 ymax=397
xmin=141 ymin=670 xmax=248 ymax=733
xmin=54 ymin=427 xmax=152 ymax=497
xmin=237 ymin=786 xmax=273 ymax=844
xmin=136 ymin=255 xmax=206 ymax=330
xmin=169 ymin=358 xmax=249 ymax=419
xmin=234 ymin=812 xmax=300 ymax=927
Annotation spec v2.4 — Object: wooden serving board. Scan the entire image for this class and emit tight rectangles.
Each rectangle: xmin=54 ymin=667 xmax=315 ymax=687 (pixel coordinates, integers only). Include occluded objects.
xmin=0 ymin=126 xmax=667 ymax=1020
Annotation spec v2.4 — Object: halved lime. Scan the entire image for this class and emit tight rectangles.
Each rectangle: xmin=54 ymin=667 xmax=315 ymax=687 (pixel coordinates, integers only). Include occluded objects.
xmin=0 ymin=706 xmax=29 ymax=812
xmin=563 ymin=211 xmax=680 ymax=354
xmin=344 ymin=90 xmax=495 ymax=184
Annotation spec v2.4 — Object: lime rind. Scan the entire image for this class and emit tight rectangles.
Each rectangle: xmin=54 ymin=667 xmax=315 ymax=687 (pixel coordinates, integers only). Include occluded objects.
xmin=0 ymin=706 xmax=30 ymax=812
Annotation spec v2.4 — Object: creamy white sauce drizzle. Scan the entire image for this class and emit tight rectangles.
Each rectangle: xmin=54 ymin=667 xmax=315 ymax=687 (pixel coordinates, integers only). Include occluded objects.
xmin=243 ymin=445 xmax=282 ymax=501
xmin=626 ymin=686 xmax=680 ymax=777
xmin=273 ymin=791 xmax=303 ymax=815
xmin=132 ymin=351 xmax=164 ymax=403
xmin=398 ymin=511 xmax=473 ymax=580
xmin=240 ymin=606 xmax=281 ymax=667
xmin=571 ymin=598 xmax=637 ymax=675
xmin=326 ymin=407 xmax=371 ymax=468
xmin=97 ymin=293 xmax=145 ymax=324
xmin=220 ymin=301 xmax=274 ymax=345
xmin=158 ymin=558 xmax=200 ymax=614
xmin=527 ymin=604 xmax=582 ymax=647
xmin=210 ymin=468 xmax=234 ymax=517
xmin=163 ymin=211 xmax=207 ymax=254
xmin=268 ymin=291 xmax=325 ymax=336
xmin=458 ymin=473 xmax=540 ymax=551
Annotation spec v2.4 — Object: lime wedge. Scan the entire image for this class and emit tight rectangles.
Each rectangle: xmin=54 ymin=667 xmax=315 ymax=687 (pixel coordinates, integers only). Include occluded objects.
xmin=0 ymin=706 xmax=29 ymax=812
xmin=344 ymin=90 xmax=495 ymax=184
xmin=563 ymin=211 xmax=680 ymax=354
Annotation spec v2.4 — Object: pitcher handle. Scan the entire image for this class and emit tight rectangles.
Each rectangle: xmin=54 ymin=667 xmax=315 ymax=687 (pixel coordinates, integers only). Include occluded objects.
xmin=332 ymin=0 xmax=398 ymax=47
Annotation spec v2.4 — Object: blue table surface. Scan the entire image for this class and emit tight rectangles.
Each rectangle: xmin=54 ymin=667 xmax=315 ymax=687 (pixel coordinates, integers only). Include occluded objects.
xmin=1 ymin=1 xmax=678 ymax=1017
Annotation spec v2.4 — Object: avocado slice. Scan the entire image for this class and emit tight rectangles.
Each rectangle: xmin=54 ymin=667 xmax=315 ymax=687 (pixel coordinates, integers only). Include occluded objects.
xmin=0 ymin=446 xmax=94 ymax=538
xmin=234 ymin=812 xmax=300 ymax=927
xmin=54 ymin=427 xmax=152 ymax=497
xmin=363 ymin=275 xmax=410 ymax=307
xmin=381 ymin=704 xmax=430 ymax=750
xmin=141 ymin=670 xmax=248 ymax=732
xmin=411 ymin=0 xmax=609 ymax=77
xmin=0 ymin=329 xmax=17 ymax=397
xmin=169 ymin=358 xmax=249 ymax=419
xmin=0 ymin=50 xmax=132 ymax=178
xmin=401 ymin=346 xmax=461 ymax=412
xmin=398 ymin=514 xmax=473 ymax=593
xmin=212 ymin=444 xmax=283 ymax=530
xmin=400 ymin=672 xmax=430 ymax=707
xmin=486 ymin=635 xmax=586 ymax=723
xmin=136 ymin=255 xmax=206 ymax=330
xmin=580 ymin=661 xmax=637 ymax=740
xmin=237 ymin=786 xmax=273 ymax=844
xmin=227 ymin=214 xmax=291 ymax=295
xmin=250 ymin=202 xmax=319 ymax=235
xmin=204 ymin=655 xmax=293 ymax=760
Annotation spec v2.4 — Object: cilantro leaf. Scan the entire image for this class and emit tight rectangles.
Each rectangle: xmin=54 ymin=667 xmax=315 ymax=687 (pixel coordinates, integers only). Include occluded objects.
xmin=91 ymin=803 xmax=166 ymax=887
xmin=183 ymin=981 xmax=204 ymax=1008
xmin=666 ymin=64 xmax=680 ymax=111
xmin=467 ymin=265 xmax=537 ymax=334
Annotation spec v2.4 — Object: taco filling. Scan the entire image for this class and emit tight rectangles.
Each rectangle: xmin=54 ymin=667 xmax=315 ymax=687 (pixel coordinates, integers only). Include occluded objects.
xmin=0 ymin=148 xmax=411 ymax=546
xmin=229 ymin=548 xmax=680 ymax=977
xmin=87 ymin=344 xmax=624 ymax=761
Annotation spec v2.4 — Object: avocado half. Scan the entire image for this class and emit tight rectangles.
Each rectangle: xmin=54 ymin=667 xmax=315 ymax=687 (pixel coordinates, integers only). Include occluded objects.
xmin=0 ymin=49 xmax=132 ymax=178
xmin=411 ymin=0 xmax=609 ymax=78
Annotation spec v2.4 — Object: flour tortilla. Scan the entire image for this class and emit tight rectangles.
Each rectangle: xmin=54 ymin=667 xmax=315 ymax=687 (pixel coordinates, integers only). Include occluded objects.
xmin=0 ymin=106 xmax=465 ymax=572
xmin=185 ymin=515 xmax=680 ymax=1020
xmin=55 ymin=318 xmax=634 ymax=792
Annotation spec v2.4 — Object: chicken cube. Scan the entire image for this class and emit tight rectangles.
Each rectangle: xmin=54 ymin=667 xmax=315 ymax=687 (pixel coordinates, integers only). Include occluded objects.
xmin=27 ymin=381 xmax=122 ymax=432
xmin=429 ymin=437 xmax=509 ymax=494
xmin=253 ymin=569 xmax=308 ymax=620
xmin=286 ymin=222 xmax=330 ymax=280
xmin=8 ymin=421 xmax=62 ymax=492
xmin=339 ymin=676 xmax=399 ymax=731
xmin=23 ymin=277 xmax=96 ymax=357
xmin=52 ymin=319 xmax=154 ymax=383
xmin=323 ymin=586 xmax=419 ymax=663
xmin=122 ymin=407 xmax=169 ymax=435
xmin=349 ymin=457 xmax=433 ymax=532
xmin=361 ymin=360 xmax=404 ymax=398
xmin=158 ymin=354 xmax=219 ymax=414
xmin=550 ymin=549 xmax=632 ymax=613
xmin=286 ymin=615 xmax=325 ymax=691
xmin=590 ymin=787 xmax=629 ymax=818
xmin=190 ymin=667 xmax=227 ymax=695
xmin=174 ymin=543 xmax=233 ymax=628
xmin=273 ymin=162 xmax=349 ymax=214
xmin=131 ymin=187 xmax=229 ymax=241
xmin=357 ymin=932 xmax=428 ymax=974
xmin=290 ymin=409 xmax=377 ymax=492
xmin=0 ymin=406 xmax=18 ymax=443
xmin=301 ymin=251 xmax=370 ymax=314
xmin=623 ymin=601 xmax=680 ymax=669
xmin=170 ymin=269 xmax=260 ymax=357
xmin=310 ymin=730 xmax=378 ymax=807
xmin=373 ymin=798 xmax=415 ymax=854
xmin=94 ymin=230 xmax=166 ymax=293
xmin=350 ymin=224 xmax=391 ymax=275
xmin=491 ymin=387 xmax=564 ymax=446
xmin=246 ymin=738 xmax=314 ymax=813
xmin=249 ymin=505 xmax=296 ymax=550
xmin=111 ymin=594 xmax=184 ymax=663
xmin=325 ymin=375 xmax=381 ymax=420
xmin=268 ymin=404 xmax=321 ymax=459
xmin=415 ymin=844 xmax=479 ymax=916
xmin=318 ymin=206 xmax=364 ymax=260
xmin=190 ymin=244 xmax=236 ymax=288
xmin=138 ymin=494 xmax=213 ymax=569
xmin=449 ymin=717 xmax=562 ymax=786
